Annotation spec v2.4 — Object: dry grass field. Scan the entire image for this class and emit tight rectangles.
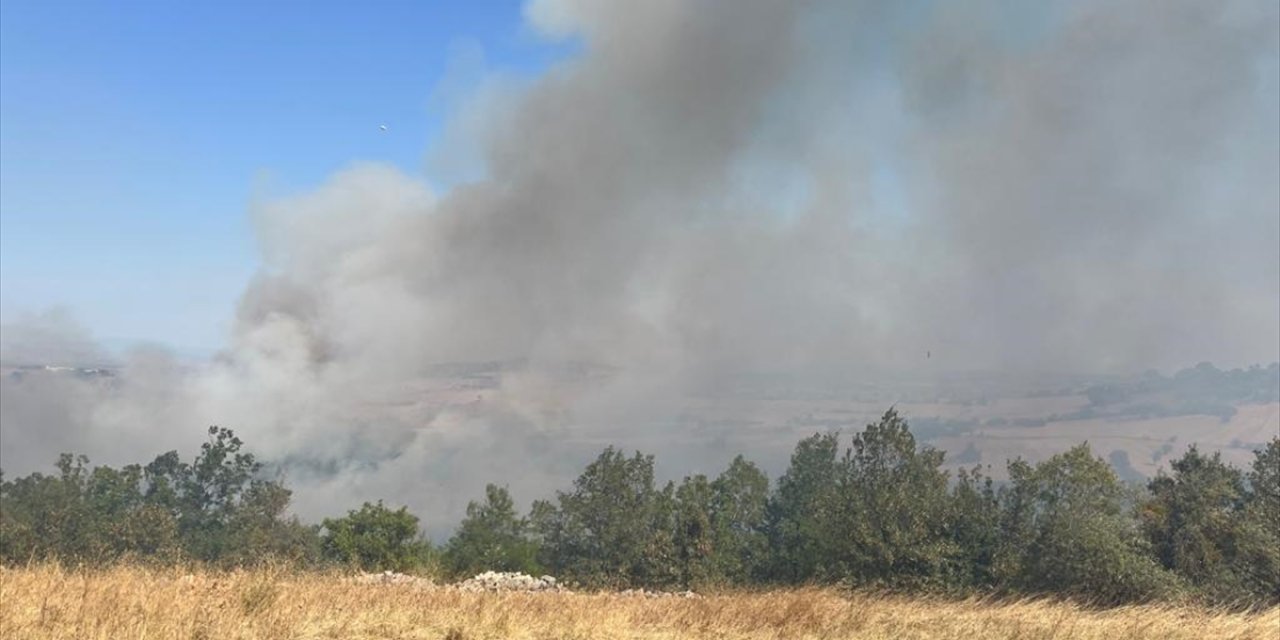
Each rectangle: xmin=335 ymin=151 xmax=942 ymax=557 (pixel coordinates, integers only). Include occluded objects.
xmin=2 ymin=565 xmax=1276 ymax=640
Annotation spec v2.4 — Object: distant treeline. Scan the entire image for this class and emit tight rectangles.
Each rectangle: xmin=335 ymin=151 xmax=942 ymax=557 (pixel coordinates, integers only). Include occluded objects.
xmin=1079 ymin=362 xmax=1280 ymax=422
xmin=1 ymin=411 xmax=1277 ymax=607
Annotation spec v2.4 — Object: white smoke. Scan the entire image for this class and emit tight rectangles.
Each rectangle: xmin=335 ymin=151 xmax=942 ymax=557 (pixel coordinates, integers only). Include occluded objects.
xmin=3 ymin=0 xmax=1277 ymax=535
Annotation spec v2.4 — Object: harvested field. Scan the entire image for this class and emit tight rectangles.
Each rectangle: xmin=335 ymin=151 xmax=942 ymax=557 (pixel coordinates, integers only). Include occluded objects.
xmin=2 ymin=565 xmax=1277 ymax=639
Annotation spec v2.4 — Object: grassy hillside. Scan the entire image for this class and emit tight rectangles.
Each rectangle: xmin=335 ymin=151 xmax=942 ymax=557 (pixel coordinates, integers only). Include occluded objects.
xmin=1 ymin=565 xmax=1276 ymax=640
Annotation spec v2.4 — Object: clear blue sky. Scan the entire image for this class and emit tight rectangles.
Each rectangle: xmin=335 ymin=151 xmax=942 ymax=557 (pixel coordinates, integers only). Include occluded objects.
xmin=1 ymin=0 xmax=570 ymax=355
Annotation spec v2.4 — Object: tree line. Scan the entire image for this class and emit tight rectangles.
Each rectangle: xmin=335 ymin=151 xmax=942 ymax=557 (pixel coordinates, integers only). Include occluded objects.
xmin=1 ymin=410 xmax=1276 ymax=606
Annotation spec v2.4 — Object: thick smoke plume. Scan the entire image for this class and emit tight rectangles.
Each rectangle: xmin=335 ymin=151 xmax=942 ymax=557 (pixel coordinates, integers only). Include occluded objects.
xmin=3 ymin=0 xmax=1277 ymax=534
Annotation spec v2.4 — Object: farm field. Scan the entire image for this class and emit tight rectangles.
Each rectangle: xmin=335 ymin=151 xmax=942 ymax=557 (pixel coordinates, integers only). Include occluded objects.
xmin=2 ymin=565 xmax=1277 ymax=640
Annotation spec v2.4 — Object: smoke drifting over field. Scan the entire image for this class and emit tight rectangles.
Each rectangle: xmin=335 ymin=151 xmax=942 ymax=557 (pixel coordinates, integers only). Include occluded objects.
xmin=3 ymin=0 xmax=1278 ymax=532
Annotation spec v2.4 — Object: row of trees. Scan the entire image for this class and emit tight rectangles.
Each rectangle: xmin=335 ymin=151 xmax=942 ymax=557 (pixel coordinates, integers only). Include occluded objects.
xmin=0 ymin=428 xmax=319 ymax=566
xmin=2 ymin=411 xmax=1277 ymax=606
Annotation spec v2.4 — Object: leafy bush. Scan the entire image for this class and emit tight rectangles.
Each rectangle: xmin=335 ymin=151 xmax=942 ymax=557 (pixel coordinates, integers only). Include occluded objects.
xmin=0 ymin=427 xmax=317 ymax=567
xmin=444 ymin=484 xmax=541 ymax=577
xmin=321 ymin=501 xmax=433 ymax=573
xmin=995 ymin=445 xmax=1181 ymax=603
xmin=530 ymin=448 xmax=679 ymax=588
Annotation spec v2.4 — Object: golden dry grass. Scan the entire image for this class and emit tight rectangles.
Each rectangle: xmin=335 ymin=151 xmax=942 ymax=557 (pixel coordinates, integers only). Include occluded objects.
xmin=1 ymin=565 xmax=1276 ymax=640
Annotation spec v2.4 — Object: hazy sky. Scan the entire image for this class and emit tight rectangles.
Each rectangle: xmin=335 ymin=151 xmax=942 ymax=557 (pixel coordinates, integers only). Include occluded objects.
xmin=0 ymin=0 xmax=573 ymax=354
xmin=8 ymin=1 xmax=1272 ymax=373
xmin=3 ymin=0 xmax=1276 ymax=374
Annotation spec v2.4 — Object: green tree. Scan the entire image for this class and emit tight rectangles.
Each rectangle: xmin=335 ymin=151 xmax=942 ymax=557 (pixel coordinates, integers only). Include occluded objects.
xmin=996 ymin=444 xmax=1178 ymax=603
xmin=531 ymin=447 xmax=678 ymax=588
xmin=767 ymin=432 xmax=841 ymax=583
xmin=1236 ymin=438 xmax=1280 ymax=602
xmin=445 ymin=484 xmax=540 ymax=577
xmin=947 ymin=465 xmax=1001 ymax=590
xmin=0 ymin=455 xmax=94 ymax=562
xmin=84 ymin=462 xmax=181 ymax=561
xmin=142 ymin=427 xmax=266 ymax=561
xmin=709 ymin=455 xmax=770 ymax=584
xmin=832 ymin=409 xmax=958 ymax=589
xmin=0 ymin=455 xmax=182 ymax=564
xmin=668 ymin=456 xmax=771 ymax=589
xmin=321 ymin=501 xmax=430 ymax=572
xmin=673 ymin=474 xmax=717 ymax=587
xmin=1141 ymin=446 xmax=1249 ymax=600
xmin=1 ymin=427 xmax=318 ymax=567
xmin=224 ymin=479 xmax=321 ymax=566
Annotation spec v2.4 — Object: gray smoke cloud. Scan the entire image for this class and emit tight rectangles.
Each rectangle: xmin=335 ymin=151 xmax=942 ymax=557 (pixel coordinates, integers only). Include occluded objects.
xmin=2 ymin=0 xmax=1277 ymax=535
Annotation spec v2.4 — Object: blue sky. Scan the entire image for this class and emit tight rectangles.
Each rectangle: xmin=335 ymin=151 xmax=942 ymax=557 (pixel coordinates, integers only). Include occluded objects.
xmin=1 ymin=0 xmax=571 ymax=355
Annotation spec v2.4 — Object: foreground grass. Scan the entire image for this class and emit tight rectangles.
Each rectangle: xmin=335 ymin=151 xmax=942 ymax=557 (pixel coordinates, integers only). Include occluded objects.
xmin=1 ymin=565 xmax=1276 ymax=640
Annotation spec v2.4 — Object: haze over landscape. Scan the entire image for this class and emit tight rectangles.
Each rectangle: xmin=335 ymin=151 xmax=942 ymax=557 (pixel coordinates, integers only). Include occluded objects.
xmin=2 ymin=0 xmax=1278 ymax=536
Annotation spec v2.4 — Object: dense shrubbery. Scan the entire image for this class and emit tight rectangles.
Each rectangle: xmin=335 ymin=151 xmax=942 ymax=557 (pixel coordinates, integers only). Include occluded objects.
xmin=321 ymin=501 xmax=435 ymax=572
xmin=2 ymin=411 xmax=1277 ymax=607
xmin=444 ymin=484 xmax=541 ymax=577
xmin=0 ymin=427 xmax=319 ymax=567
xmin=994 ymin=446 xmax=1176 ymax=602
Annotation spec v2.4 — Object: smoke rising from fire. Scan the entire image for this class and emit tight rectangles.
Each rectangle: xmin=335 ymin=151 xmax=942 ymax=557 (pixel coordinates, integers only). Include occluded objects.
xmin=3 ymin=0 xmax=1277 ymax=533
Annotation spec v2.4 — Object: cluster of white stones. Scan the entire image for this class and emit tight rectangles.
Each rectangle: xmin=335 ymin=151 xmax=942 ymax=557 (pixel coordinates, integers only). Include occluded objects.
xmin=347 ymin=569 xmax=699 ymax=598
xmin=456 ymin=571 xmax=565 ymax=592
